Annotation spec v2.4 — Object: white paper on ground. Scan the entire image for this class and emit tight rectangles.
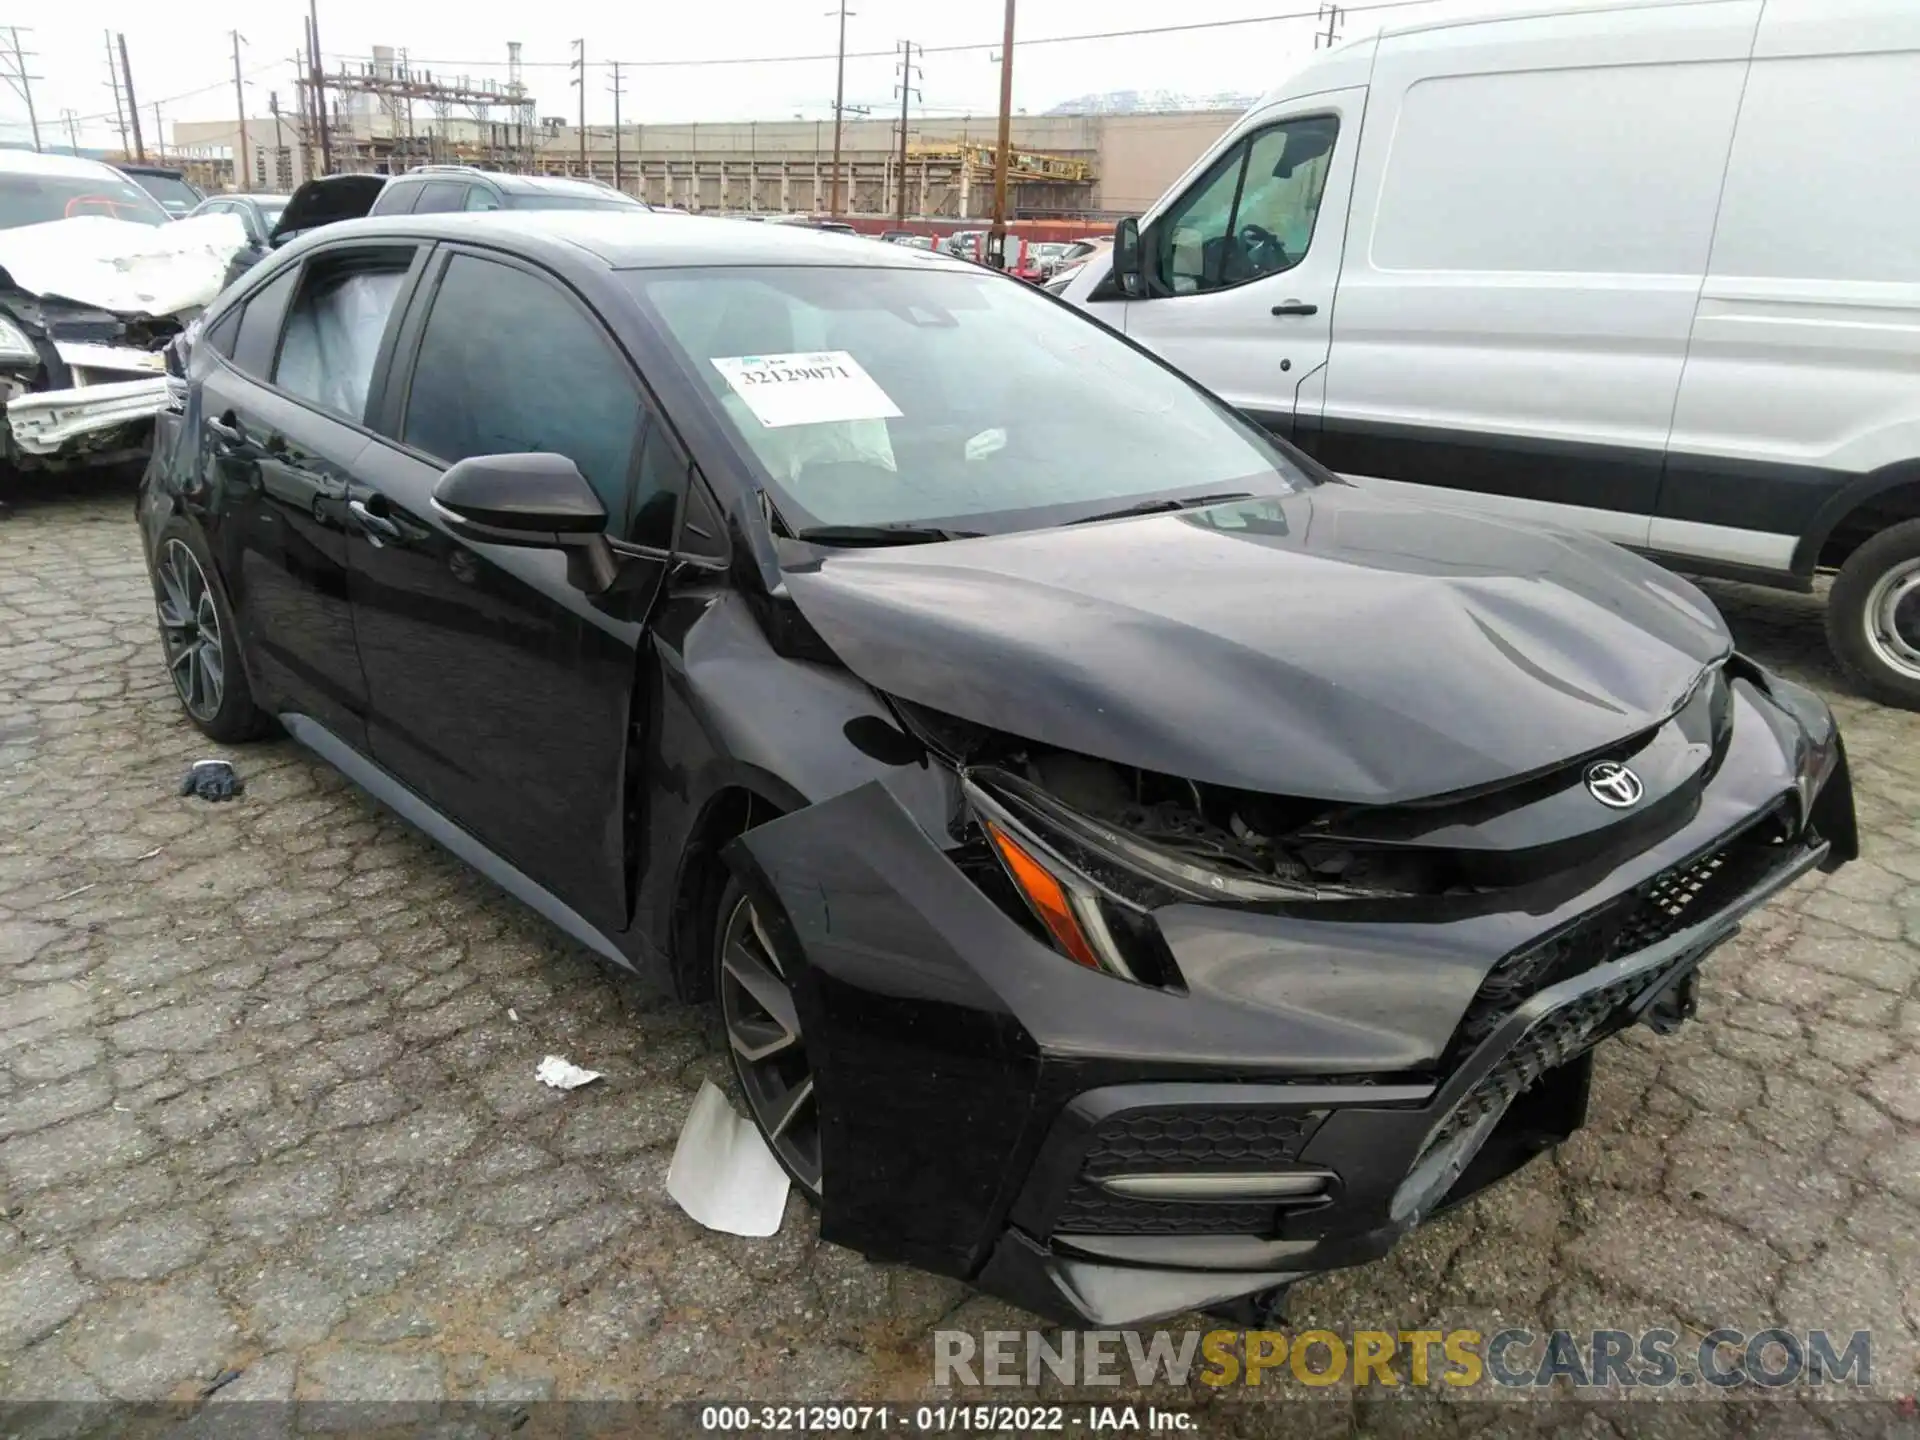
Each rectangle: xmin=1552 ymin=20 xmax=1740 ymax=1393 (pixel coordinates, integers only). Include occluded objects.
xmin=665 ymin=1078 xmax=791 ymax=1237
xmin=535 ymin=1054 xmax=603 ymax=1090
xmin=711 ymin=350 xmax=902 ymax=430
xmin=0 ymin=213 xmax=248 ymax=316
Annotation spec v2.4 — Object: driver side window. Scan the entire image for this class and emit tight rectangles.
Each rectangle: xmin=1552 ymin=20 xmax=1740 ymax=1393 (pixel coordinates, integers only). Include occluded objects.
xmin=1152 ymin=114 xmax=1338 ymax=296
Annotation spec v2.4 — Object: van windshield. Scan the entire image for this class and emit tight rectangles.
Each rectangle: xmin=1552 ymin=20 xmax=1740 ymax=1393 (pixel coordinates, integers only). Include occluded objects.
xmin=626 ymin=263 xmax=1314 ymax=534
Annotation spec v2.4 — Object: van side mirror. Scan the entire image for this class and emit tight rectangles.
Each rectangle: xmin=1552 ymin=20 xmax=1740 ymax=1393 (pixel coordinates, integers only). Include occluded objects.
xmin=1112 ymin=216 xmax=1144 ymax=299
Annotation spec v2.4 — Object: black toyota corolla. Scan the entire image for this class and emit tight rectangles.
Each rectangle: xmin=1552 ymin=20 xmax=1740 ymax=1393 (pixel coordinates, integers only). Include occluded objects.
xmin=140 ymin=211 xmax=1856 ymax=1327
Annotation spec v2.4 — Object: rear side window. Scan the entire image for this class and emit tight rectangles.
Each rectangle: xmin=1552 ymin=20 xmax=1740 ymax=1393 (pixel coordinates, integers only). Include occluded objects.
xmin=402 ymin=254 xmax=643 ymax=521
xmin=411 ymin=181 xmax=466 ymax=214
xmin=463 ymin=185 xmax=502 ymax=212
xmin=203 ymin=305 xmax=243 ymax=360
xmin=274 ymin=249 xmax=415 ymax=421
xmin=230 ymin=268 xmax=299 ymax=378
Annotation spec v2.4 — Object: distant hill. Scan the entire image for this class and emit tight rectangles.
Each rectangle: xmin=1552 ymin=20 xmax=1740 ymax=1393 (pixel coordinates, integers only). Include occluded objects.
xmin=1044 ymin=89 xmax=1258 ymax=117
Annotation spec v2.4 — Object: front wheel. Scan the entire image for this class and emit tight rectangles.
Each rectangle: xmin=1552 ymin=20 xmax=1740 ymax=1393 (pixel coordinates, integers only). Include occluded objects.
xmin=1827 ymin=518 xmax=1920 ymax=710
xmin=714 ymin=877 xmax=823 ymax=1200
xmin=149 ymin=516 xmax=272 ymax=743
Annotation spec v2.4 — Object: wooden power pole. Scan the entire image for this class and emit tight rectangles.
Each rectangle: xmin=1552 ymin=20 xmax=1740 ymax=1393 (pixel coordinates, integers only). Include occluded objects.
xmin=231 ymin=31 xmax=251 ymax=191
xmin=118 ymin=34 xmax=145 ymax=162
xmin=988 ymin=0 xmax=1016 ymax=267
xmin=893 ymin=40 xmax=918 ymax=226
xmin=608 ymin=60 xmax=624 ymax=195
xmin=828 ymin=0 xmax=852 ymax=216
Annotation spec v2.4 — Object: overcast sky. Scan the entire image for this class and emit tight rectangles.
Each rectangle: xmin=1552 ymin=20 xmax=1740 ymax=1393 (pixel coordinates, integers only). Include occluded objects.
xmin=0 ymin=0 xmax=1543 ymax=151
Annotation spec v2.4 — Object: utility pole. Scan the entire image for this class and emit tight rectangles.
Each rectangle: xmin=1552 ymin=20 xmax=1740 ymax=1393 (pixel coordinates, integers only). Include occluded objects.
xmin=103 ymin=31 xmax=129 ymax=155
xmin=231 ymin=31 xmax=251 ymax=191
xmin=1 ymin=28 xmax=42 ymax=153
xmin=607 ymin=60 xmax=624 ymax=195
xmin=269 ymin=90 xmax=285 ymax=188
xmin=827 ymin=0 xmax=852 ymax=215
xmin=152 ymin=103 xmax=164 ymax=163
xmin=1314 ymin=4 xmax=1343 ymax=48
xmin=60 ymin=107 xmax=78 ymax=155
xmin=988 ymin=0 xmax=1016 ymax=268
xmin=307 ymin=0 xmax=330 ymax=171
xmin=569 ymin=39 xmax=586 ymax=176
xmin=118 ymin=34 xmax=145 ymax=162
xmin=893 ymin=41 xmax=919 ymax=226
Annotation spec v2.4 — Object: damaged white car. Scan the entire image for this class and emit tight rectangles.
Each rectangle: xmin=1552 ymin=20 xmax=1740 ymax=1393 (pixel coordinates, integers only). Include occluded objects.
xmin=0 ymin=149 xmax=246 ymax=471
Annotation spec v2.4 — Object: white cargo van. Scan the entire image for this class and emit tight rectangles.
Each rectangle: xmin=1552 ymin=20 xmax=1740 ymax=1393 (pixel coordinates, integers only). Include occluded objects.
xmin=1053 ymin=0 xmax=1920 ymax=707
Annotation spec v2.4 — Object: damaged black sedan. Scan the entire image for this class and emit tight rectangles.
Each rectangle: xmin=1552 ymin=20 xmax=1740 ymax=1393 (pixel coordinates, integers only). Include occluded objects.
xmin=140 ymin=211 xmax=1856 ymax=1328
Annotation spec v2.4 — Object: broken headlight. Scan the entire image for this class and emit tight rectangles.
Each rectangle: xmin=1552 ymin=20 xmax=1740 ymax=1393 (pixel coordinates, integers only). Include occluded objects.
xmin=0 ymin=314 xmax=37 ymax=365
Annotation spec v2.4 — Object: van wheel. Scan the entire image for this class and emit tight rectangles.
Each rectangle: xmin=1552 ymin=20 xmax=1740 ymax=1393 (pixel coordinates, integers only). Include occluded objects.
xmin=1827 ymin=518 xmax=1920 ymax=709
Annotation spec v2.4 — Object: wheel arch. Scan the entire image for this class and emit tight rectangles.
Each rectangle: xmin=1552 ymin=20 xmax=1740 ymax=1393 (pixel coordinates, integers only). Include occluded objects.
xmin=666 ymin=769 xmax=802 ymax=1003
xmin=1794 ymin=460 xmax=1920 ymax=576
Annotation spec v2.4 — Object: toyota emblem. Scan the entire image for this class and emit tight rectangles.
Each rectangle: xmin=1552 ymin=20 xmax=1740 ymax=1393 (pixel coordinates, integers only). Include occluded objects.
xmin=1585 ymin=760 xmax=1645 ymax=809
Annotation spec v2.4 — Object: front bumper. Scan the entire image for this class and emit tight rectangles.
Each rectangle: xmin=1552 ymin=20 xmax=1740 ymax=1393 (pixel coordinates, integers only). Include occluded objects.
xmin=5 ymin=343 xmax=169 ymax=459
xmin=725 ymin=672 xmax=1853 ymax=1326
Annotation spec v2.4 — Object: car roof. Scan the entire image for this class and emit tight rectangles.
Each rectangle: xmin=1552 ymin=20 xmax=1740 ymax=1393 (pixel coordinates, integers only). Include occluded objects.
xmin=398 ymin=168 xmax=633 ymax=202
xmin=297 ymin=210 xmax=981 ymax=273
xmin=0 ymin=149 xmax=135 ymax=183
xmin=117 ymin=163 xmax=188 ymax=179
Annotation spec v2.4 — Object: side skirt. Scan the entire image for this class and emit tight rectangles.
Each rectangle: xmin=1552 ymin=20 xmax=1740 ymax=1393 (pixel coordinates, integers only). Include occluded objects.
xmin=278 ymin=711 xmax=636 ymax=972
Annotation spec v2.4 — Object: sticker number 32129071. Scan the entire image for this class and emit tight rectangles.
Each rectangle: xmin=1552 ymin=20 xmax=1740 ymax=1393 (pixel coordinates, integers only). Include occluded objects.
xmin=710 ymin=350 xmax=903 ymax=430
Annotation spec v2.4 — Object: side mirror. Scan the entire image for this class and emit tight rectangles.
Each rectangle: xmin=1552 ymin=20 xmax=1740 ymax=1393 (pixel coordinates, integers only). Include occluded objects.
xmin=431 ymin=452 xmax=620 ymax=594
xmin=1112 ymin=216 xmax=1144 ymax=299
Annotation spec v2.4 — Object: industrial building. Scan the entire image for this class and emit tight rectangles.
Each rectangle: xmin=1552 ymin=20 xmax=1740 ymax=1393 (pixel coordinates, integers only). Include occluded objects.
xmin=167 ymin=46 xmax=1239 ymax=222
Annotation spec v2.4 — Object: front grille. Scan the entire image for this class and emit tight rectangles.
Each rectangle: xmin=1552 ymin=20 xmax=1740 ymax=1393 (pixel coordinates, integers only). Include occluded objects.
xmin=1419 ymin=954 xmax=1686 ymax=1170
xmin=1050 ymin=1106 xmax=1327 ymax=1237
xmin=1080 ymin=1107 xmax=1324 ymax=1175
xmin=1445 ymin=812 xmax=1799 ymax=1069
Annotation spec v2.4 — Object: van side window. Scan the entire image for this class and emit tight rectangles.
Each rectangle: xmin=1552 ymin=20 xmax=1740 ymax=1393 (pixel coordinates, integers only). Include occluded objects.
xmin=1153 ymin=115 xmax=1338 ymax=295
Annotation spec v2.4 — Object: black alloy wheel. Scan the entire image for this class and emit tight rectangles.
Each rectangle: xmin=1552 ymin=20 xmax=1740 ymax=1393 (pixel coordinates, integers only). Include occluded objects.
xmin=149 ymin=517 xmax=269 ymax=743
xmin=715 ymin=878 xmax=823 ymax=1197
xmin=155 ymin=537 xmax=225 ymax=723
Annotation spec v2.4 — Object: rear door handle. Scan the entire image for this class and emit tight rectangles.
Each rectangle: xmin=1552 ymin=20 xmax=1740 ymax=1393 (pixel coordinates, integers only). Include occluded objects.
xmin=347 ymin=498 xmax=401 ymax=544
xmin=1271 ymin=301 xmax=1318 ymax=317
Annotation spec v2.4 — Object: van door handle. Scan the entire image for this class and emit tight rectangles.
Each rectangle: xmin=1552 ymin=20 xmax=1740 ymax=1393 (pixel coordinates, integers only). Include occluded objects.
xmin=1271 ymin=301 xmax=1318 ymax=317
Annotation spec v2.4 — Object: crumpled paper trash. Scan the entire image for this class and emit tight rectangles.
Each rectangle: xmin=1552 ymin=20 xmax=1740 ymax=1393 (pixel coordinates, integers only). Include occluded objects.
xmin=535 ymin=1055 xmax=602 ymax=1090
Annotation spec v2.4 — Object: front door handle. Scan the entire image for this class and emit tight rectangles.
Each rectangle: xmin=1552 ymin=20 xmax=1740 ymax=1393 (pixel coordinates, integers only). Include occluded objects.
xmin=1271 ymin=301 xmax=1318 ymax=317
xmin=347 ymin=498 xmax=401 ymax=544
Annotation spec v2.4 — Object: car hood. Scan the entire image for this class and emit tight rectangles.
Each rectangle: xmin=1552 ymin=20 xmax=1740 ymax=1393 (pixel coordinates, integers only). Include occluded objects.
xmin=778 ymin=485 xmax=1733 ymax=806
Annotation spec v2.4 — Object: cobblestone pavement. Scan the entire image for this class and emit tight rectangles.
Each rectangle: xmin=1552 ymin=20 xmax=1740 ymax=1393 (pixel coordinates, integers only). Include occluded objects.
xmin=1 ymin=471 xmax=1916 ymax=1435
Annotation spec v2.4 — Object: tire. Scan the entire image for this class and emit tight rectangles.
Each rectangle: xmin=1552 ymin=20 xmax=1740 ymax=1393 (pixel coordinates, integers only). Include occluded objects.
xmin=149 ymin=515 xmax=273 ymax=743
xmin=712 ymin=875 xmax=824 ymax=1201
xmin=1826 ymin=518 xmax=1920 ymax=709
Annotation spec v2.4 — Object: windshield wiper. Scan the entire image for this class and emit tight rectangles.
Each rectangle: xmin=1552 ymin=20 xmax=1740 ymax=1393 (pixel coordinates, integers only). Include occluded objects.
xmin=1066 ymin=491 xmax=1256 ymax=526
xmin=791 ymin=523 xmax=984 ymax=547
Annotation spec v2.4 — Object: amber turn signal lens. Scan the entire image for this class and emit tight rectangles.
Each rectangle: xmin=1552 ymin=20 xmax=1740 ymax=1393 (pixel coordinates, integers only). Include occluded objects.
xmin=985 ymin=820 xmax=1104 ymax=971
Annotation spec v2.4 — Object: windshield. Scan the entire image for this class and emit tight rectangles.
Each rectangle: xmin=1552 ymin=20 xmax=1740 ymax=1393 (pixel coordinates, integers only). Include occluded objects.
xmin=128 ymin=173 xmax=200 ymax=215
xmin=0 ymin=174 xmax=169 ymax=229
xmin=505 ymin=190 xmax=643 ymax=212
xmin=627 ymin=263 xmax=1313 ymax=533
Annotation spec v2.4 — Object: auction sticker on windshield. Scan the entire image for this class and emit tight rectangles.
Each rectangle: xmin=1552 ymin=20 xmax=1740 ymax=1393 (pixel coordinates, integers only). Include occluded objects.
xmin=712 ymin=351 xmax=902 ymax=429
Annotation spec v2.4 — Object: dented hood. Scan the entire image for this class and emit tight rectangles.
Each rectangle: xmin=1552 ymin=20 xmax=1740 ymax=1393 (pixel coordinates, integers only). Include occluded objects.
xmin=0 ymin=213 xmax=248 ymax=318
xmin=778 ymin=486 xmax=1732 ymax=805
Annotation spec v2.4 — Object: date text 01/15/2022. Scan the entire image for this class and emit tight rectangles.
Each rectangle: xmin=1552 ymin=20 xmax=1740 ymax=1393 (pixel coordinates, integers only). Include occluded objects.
xmin=698 ymin=1405 xmax=1198 ymax=1432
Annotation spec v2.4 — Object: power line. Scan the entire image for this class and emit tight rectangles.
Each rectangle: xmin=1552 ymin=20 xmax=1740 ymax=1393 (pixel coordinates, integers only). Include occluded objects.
xmin=324 ymin=1 xmax=1440 ymax=72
